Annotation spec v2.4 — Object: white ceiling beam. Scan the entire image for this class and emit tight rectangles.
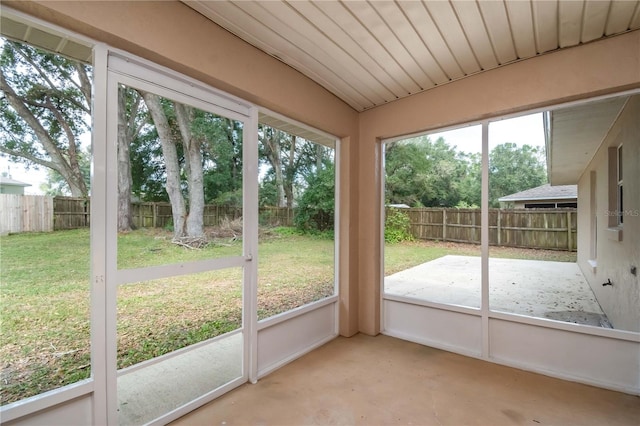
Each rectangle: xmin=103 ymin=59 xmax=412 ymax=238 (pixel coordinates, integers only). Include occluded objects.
xmin=558 ymin=0 xmax=584 ymax=48
xmin=424 ymin=1 xmax=480 ymax=75
xmin=397 ymin=1 xmax=464 ymax=81
xmin=505 ymin=0 xmax=537 ymax=58
xmin=313 ymin=0 xmax=420 ymax=96
xmin=605 ymin=0 xmax=639 ymax=34
xmin=452 ymin=0 xmax=499 ymax=70
xmin=533 ymin=0 xmax=560 ymax=53
xmin=370 ymin=1 xmax=448 ymax=85
xmin=287 ymin=1 xmax=401 ymax=101
xmin=581 ymin=0 xmax=611 ymax=43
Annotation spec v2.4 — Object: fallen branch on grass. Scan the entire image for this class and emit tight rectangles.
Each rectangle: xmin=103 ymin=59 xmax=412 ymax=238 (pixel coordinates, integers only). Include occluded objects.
xmin=172 ymin=237 xmax=208 ymax=249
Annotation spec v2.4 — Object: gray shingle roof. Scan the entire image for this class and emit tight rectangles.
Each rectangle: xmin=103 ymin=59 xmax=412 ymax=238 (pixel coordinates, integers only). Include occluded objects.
xmin=0 ymin=176 xmax=31 ymax=187
xmin=498 ymin=184 xmax=577 ymax=202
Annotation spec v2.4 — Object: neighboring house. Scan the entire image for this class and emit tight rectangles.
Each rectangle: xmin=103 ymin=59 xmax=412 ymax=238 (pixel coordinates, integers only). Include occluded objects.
xmin=498 ymin=184 xmax=577 ymax=209
xmin=0 ymin=176 xmax=31 ymax=195
xmin=546 ymin=94 xmax=640 ymax=332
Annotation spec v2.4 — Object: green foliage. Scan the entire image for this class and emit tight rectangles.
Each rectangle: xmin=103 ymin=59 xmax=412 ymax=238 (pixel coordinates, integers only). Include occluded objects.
xmin=384 ymin=208 xmax=414 ymax=243
xmin=455 ymin=200 xmax=479 ymax=209
xmin=385 ymin=137 xmax=547 ymax=209
xmin=294 ymin=163 xmax=335 ymax=233
xmin=489 ymin=143 xmax=547 ymax=207
xmin=385 ymin=136 xmax=474 ymax=208
xmin=259 ymin=177 xmax=278 ymax=207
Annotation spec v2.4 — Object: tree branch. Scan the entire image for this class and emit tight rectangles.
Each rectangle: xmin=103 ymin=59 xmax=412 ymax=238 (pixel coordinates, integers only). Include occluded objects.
xmin=0 ymin=146 xmax=56 ymax=170
xmin=12 ymin=43 xmax=58 ymax=93
xmin=73 ymin=62 xmax=92 ymax=111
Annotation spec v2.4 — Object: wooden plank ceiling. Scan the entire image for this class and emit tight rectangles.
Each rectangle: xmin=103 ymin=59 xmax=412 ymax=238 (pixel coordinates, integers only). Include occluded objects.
xmin=185 ymin=0 xmax=640 ymax=112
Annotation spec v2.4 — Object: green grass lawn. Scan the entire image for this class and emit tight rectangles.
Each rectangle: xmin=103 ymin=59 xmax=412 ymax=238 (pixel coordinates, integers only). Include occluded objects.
xmin=0 ymin=228 xmax=574 ymax=405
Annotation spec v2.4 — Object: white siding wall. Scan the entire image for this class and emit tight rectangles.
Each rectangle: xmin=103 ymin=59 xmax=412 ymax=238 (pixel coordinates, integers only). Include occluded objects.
xmin=577 ymin=95 xmax=640 ymax=332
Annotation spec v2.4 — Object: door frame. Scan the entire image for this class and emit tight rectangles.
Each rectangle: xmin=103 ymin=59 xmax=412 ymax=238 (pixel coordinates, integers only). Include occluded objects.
xmin=101 ymin=49 xmax=259 ymax=424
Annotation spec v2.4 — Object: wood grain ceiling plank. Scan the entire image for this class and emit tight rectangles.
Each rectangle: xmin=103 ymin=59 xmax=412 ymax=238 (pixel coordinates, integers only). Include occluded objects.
xmin=342 ymin=0 xmax=432 ymax=91
xmin=313 ymin=0 xmax=419 ymax=96
xmin=532 ymin=0 xmax=559 ymax=53
xmin=397 ymin=1 xmax=464 ymax=80
xmin=605 ymin=0 xmax=639 ymax=34
xmin=369 ymin=1 xmax=448 ymax=85
xmin=287 ymin=0 xmax=401 ymax=101
xmin=424 ymin=0 xmax=481 ymax=75
xmin=505 ymin=0 xmax=537 ymax=58
xmin=581 ymin=0 xmax=611 ymax=42
xmin=452 ymin=1 xmax=500 ymax=69
xmin=200 ymin=1 xmax=367 ymax=110
xmin=249 ymin=0 xmax=391 ymax=105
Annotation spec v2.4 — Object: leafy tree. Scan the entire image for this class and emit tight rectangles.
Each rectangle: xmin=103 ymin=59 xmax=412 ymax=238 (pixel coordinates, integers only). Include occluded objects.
xmin=295 ymin=162 xmax=334 ymax=233
xmin=202 ymin=117 xmax=243 ymax=206
xmin=386 ymin=137 xmax=548 ymax=209
xmin=457 ymin=152 xmax=481 ymax=207
xmin=0 ymin=39 xmax=91 ymax=197
xmin=385 ymin=136 xmax=471 ymax=207
xmin=259 ymin=125 xmax=321 ymax=208
xmin=489 ymin=143 xmax=547 ymax=207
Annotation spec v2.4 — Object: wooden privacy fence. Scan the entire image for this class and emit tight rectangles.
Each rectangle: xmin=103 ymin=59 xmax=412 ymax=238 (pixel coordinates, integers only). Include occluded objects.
xmin=402 ymin=207 xmax=577 ymax=251
xmin=0 ymin=194 xmax=54 ymax=234
xmin=52 ymin=197 xmax=295 ymax=230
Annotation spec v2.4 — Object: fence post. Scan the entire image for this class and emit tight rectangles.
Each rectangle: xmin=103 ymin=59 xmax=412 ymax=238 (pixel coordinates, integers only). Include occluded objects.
xmin=497 ymin=209 xmax=501 ymax=246
xmin=153 ymin=203 xmax=157 ymax=228
xmin=567 ymin=210 xmax=573 ymax=251
xmin=442 ymin=209 xmax=447 ymax=242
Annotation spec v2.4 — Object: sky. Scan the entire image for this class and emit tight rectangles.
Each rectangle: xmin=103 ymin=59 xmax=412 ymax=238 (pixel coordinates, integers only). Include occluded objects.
xmin=1 ymin=112 xmax=545 ymax=196
xmin=425 ymin=112 xmax=545 ymax=154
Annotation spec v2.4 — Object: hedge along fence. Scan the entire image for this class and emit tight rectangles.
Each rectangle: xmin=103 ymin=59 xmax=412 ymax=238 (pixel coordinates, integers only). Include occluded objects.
xmin=52 ymin=197 xmax=295 ymax=230
xmin=401 ymin=207 xmax=577 ymax=251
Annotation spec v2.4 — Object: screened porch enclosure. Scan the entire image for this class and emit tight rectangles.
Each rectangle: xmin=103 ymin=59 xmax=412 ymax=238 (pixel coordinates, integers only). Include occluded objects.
xmin=1 ymin=3 xmax=639 ymax=426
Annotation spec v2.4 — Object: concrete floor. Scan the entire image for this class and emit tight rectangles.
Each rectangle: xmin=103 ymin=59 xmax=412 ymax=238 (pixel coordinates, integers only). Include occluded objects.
xmin=118 ymin=332 xmax=242 ymax=425
xmin=171 ymin=333 xmax=639 ymax=426
xmin=385 ymin=256 xmax=610 ymax=327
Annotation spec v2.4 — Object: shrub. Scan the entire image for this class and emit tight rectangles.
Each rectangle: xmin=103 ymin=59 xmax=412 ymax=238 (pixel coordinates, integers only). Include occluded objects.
xmin=385 ymin=208 xmax=414 ymax=243
xmin=295 ymin=164 xmax=335 ymax=233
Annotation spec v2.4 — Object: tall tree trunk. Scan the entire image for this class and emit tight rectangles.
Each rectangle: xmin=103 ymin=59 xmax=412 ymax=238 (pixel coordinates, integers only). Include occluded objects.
xmin=140 ymin=91 xmax=187 ymax=239
xmin=116 ymin=87 xmax=134 ymax=232
xmin=265 ymin=130 xmax=286 ymax=207
xmin=284 ymin=135 xmax=296 ymax=209
xmin=174 ymin=102 xmax=204 ymax=238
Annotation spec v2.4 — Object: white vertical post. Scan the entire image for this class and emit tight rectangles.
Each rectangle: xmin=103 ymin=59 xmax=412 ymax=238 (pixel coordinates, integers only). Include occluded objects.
xmin=334 ymin=137 xmax=341 ymax=335
xmin=246 ymin=107 xmax=259 ymax=384
xmin=481 ymin=121 xmax=490 ymax=359
xmin=90 ymin=43 xmax=109 ymax=426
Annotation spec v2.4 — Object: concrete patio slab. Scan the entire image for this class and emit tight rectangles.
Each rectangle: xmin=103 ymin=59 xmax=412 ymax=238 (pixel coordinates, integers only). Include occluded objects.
xmin=384 ymin=255 xmax=610 ymax=327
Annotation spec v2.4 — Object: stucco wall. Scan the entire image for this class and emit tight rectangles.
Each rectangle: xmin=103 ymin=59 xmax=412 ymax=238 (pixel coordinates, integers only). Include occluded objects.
xmin=577 ymin=96 xmax=640 ymax=332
